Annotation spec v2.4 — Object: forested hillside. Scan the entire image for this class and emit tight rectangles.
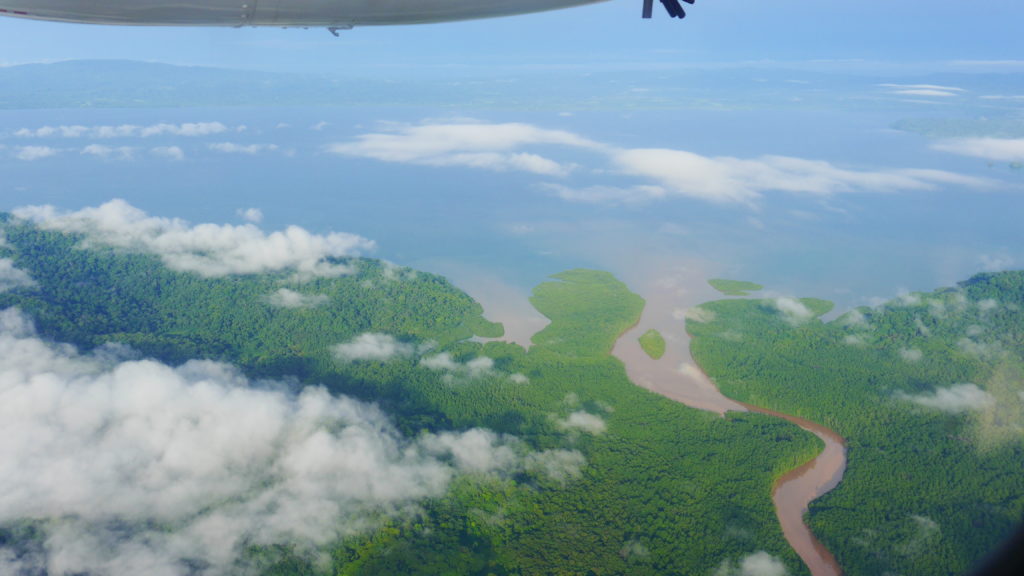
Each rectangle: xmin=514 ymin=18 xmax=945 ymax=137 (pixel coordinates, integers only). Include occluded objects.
xmin=689 ymin=275 xmax=1024 ymax=576
xmin=0 ymin=216 xmax=820 ymax=575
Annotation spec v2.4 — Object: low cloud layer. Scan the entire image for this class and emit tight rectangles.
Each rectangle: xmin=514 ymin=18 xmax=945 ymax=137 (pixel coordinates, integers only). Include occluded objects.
xmin=0 ymin=308 xmax=529 ymax=575
xmin=13 ymin=145 xmax=58 ymax=161
xmin=333 ymin=333 xmax=417 ymax=362
xmin=555 ymin=411 xmax=607 ymax=435
xmin=879 ymin=83 xmax=965 ymax=98
xmin=714 ymin=551 xmax=789 ymax=576
xmin=82 ymin=144 xmax=135 ymax=160
xmin=609 ymin=151 xmax=983 ymax=206
xmin=773 ymin=298 xmax=814 ymax=324
xmin=933 ymin=137 xmax=1024 ymax=162
xmin=0 ymin=258 xmax=35 ymax=293
xmin=897 ymin=383 xmax=995 ymax=413
xmin=267 ymin=288 xmax=329 ymax=309
xmin=899 ymin=348 xmax=924 ymax=363
xmin=13 ymin=199 xmax=374 ymax=278
xmin=326 ymin=119 xmax=986 ymax=206
xmin=327 ymin=121 xmax=599 ymax=176
xmin=14 ymin=122 xmax=229 ymax=139
xmin=150 ymin=145 xmax=185 ymax=160
xmin=209 ymin=142 xmax=279 ymax=155
xmin=420 ymin=352 xmax=494 ymax=375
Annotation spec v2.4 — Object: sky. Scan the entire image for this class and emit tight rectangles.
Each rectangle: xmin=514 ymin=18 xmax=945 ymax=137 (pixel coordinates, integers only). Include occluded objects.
xmin=1 ymin=0 xmax=1024 ymax=72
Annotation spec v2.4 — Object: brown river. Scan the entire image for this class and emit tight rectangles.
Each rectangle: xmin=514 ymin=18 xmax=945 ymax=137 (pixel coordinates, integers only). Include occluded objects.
xmin=464 ymin=268 xmax=846 ymax=575
xmin=610 ymin=276 xmax=847 ymax=576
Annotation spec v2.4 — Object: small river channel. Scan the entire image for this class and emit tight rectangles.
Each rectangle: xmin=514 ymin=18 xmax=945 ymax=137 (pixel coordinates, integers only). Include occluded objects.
xmin=611 ymin=284 xmax=846 ymax=576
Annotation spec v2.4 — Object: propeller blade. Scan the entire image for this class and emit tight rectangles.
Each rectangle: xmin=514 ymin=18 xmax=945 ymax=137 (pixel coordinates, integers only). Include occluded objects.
xmin=644 ymin=0 xmax=698 ymax=20
xmin=659 ymin=0 xmax=687 ymax=19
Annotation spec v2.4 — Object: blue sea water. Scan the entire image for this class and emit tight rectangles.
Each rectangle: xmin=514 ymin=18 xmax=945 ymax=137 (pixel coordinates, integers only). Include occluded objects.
xmin=1 ymin=103 xmax=1021 ymax=313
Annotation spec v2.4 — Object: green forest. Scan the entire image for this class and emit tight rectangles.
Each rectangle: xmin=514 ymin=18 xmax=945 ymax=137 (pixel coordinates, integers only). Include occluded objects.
xmin=0 ymin=216 xmax=820 ymax=576
xmin=688 ymin=276 xmax=1024 ymax=576
xmin=708 ymin=279 xmax=764 ymax=297
xmin=638 ymin=329 xmax=666 ymax=360
xmin=4 ymin=213 xmax=1020 ymax=576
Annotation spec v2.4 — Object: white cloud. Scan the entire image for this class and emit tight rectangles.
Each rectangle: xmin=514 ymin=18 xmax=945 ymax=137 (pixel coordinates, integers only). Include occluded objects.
xmin=899 ymin=348 xmax=924 ymax=363
xmin=420 ymin=429 xmax=518 ymax=473
xmin=523 ymin=449 xmax=586 ymax=484
xmin=14 ymin=145 xmax=57 ymax=161
xmin=979 ymin=254 xmax=1015 ymax=272
xmin=332 ymin=333 xmax=415 ymax=362
xmin=684 ymin=307 xmax=716 ymax=323
xmin=15 ymin=125 xmax=85 ymax=138
xmin=208 ymin=142 xmax=279 ymax=155
xmin=0 ymin=259 xmax=35 ymax=293
xmin=612 ymin=150 xmax=988 ymax=205
xmin=957 ymin=337 xmax=1002 ymax=360
xmin=843 ymin=334 xmax=866 ymax=346
xmin=773 ymin=298 xmax=813 ymax=324
xmin=0 ymin=308 xmax=523 ymax=575
xmin=715 ymin=551 xmax=789 ymax=576
xmin=542 ymin=183 xmax=667 ymax=205
xmin=978 ymin=299 xmax=1000 ymax=312
xmin=326 ymin=119 xmax=986 ymax=206
xmin=81 ymin=144 xmax=135 ymax=160
xmin=678 ymin=362 xmax=706 ymax=380
xmin=840 ymin=309 xmax=870 ymax=328
xmin=510 ymin=373 xmax=529 ymax=384
xmin=465 ymin=356 xmax=495 ymax=375
xmin=892 ymin=89 xmax=960 ymax=97
xmin=267 ymin=288 xmax=329 ymax=309
xmin=933 ymin=138 xmax=1024 ymax=162
xmin=879 ymin=83 xmax=964 ymax=98
xmin=140 ymin=122 xmax=229 ymax=137
xmin=150 ymin=146 xmax=185 ymax=161
xmin=897 ymin=383 xmax=995 ymax=413
xmin=420 ymin=352 xmax=495 ymax=378
xmin=980 ymin=94 xmax=1024 ymax=101
xmin=556 ymin=411 xmax=607 ymax=435
xmin=13 ymin=200 xmax=374 ymax=278
xmin=237 ymin=207 xmax=263 ymax=223
xmin=15 ymin=122 xmax=229 ymax=139
xmin=914 ymin=317 xmax=932 ymax=337
xmin=327 ymin=121 xmax=598 ymax=176
xmin=420 ymin=352 xmax=459 ymax=371
xmin=879 ymin=84 xmax=965 ymax=92
xmin=311 ymin=121 xmax=329 ymax=131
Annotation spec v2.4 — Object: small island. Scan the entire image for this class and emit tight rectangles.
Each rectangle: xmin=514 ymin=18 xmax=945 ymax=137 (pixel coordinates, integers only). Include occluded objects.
xmin=638 ymin=329 xmax=666 ymax=359
xmin=709 ymin=278 xmax=764 ymax=296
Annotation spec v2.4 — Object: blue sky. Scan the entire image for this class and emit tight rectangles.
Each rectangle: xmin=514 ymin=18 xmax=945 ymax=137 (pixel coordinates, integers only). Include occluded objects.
xmin=1 ymin=0 xmax=1023 ymax=72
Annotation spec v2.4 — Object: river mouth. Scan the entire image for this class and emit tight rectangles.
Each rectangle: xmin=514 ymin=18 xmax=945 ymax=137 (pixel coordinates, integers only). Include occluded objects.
xmin=611 ymin=278 xmax=847 ymax=576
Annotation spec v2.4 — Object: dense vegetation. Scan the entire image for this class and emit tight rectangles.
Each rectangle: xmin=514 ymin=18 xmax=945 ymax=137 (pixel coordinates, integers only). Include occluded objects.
xmin=688 ymin=276 xmax=1024 ymax=576
xmin=638 ymin=329 xmax=666 ymax=360
xmin=708 ymin=279 xmax=764 ymax=296
xmin=0 ymin=218 xmax=822 ymax=575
